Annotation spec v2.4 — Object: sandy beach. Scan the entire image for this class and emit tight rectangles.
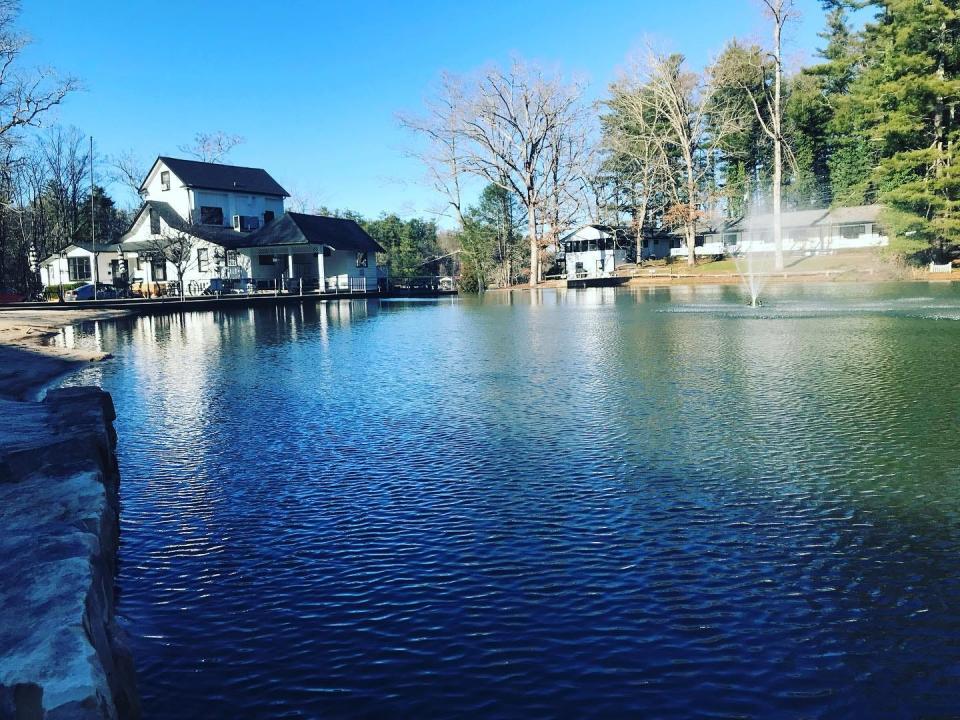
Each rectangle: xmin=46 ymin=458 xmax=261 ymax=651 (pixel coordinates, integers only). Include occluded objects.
xmin=0 ymin=308 xmax=129 ymax=400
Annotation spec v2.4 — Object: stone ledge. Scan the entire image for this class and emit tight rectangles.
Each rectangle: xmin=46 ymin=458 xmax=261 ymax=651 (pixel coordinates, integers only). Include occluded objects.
xmin=0 ymin=387 xmax=139 ymax=720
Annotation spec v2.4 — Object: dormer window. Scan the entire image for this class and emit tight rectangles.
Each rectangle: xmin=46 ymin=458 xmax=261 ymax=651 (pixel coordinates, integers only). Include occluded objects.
xmin=160 ymin=171 xmax=170 ymax=191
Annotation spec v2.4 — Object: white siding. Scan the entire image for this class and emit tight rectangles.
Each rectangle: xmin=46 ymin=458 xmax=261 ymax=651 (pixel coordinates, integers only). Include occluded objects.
xmin=141 ymin=161 xmax=192 ymax=219
xmin=670 ymin=223 xmax=889 ymax=258
xmin=39 ymin=247 xmax=116 ymax=287
xmin=190 ymin=190 xmax=284 ymax=229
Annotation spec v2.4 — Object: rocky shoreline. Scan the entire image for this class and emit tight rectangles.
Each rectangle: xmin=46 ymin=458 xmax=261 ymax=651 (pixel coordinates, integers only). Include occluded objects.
xmin=0 ymin=310 xmax=139 ymax=719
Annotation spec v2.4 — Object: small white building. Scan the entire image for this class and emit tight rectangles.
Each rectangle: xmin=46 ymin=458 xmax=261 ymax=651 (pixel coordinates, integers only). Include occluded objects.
xmin=559 ymin=225 xmax=630 ymax=278
xmin=39 ymin=242 xmax=126 ymax=289
xmin=667 ymin=204 xmax=889 ymax=259
xmin=40 ymin=156 xmax=385 ymax=295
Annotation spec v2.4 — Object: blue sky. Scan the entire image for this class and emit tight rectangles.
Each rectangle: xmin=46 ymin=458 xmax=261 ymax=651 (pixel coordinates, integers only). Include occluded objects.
xmin=23 ymin=0 xmax=830 ymax=221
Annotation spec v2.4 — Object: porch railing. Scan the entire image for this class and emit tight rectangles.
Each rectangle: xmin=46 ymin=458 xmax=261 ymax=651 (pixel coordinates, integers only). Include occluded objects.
xmin=323 ymin=276 xmax=370 ymax=293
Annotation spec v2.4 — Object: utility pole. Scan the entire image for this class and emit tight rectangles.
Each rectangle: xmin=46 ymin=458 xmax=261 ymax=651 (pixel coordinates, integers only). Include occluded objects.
xmin=90 ymin=136 xmax=98 ymax=301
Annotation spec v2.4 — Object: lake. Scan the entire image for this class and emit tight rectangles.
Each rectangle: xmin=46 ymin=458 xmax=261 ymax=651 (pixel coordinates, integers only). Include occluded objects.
xmin=57 ymin=282 xmax=960 ymax=718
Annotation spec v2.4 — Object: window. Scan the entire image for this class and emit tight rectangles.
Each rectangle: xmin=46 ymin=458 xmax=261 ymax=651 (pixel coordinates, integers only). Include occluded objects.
xmin=67 ymin=256 xmax=91 ymax=281
xmin=200 ymin=206 xmax=224 ymax=225
xmin=197 ymin=248 xmax=209 ymax=272
xmin=723 ymin=233 xmax=739 ymax=245
xmin=149 ymin=207 xmax=161 ymax=235
xmin=258 ymin=254 xmax=275 ymax=266
xmin=356 ymin=251 xmax=368 ymax=268
xmin=226 ymin=250 xmax=238 ymax=267
xmin=160 ymin=171 xmax=170 ymax=191
xmin=839 ymin=224 xmax=865 ymax=239
xmin=152 ymin=259 xmax=167 ymax=281
xmin=264 ymin=210 xmax=275 ymax=224
xmin=135 ymin=256 xmax=143 ymax=271
xmin=234 ymin=215 xmax=260 ymax=231
xmin=588 ymin=239 xmax=598 ymax=251
xmin=695 ymin=236 xmax=705 ymax=247
xmin=642 ymin=238 xmax=650 ymax=249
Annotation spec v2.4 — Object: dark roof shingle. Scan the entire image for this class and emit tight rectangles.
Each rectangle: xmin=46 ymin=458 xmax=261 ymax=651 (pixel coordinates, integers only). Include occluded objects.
xmin=149 ymin=156 xmax=290 ymax=197
xmin=244 ymin=213 xmax=384 ymax=252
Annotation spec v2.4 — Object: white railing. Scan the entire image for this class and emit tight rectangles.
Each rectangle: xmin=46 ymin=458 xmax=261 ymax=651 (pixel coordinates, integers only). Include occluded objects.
xmin=324 ymin=275 xmax=370 ymax=293
xmin=930 ymin=261 xmax=953 ymax=273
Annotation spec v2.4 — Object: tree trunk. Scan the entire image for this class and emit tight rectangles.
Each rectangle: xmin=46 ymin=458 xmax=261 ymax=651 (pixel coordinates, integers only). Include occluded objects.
xmin=527 ymin=203 xmax=539 ymax=286
xmin=686 ymin=222 xmax=697 ymax=267
xmin=773 ymin=138 xmax=783 ymax=270
xmin=772 ymin=10 xmax=785 ymax=271
xmin=634 ymin=197 xmax=648 ymax=264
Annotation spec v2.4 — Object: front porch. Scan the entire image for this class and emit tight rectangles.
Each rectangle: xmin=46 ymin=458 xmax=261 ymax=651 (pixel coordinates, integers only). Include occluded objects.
xmin=244 ymin=246 xmax=377 ymax=294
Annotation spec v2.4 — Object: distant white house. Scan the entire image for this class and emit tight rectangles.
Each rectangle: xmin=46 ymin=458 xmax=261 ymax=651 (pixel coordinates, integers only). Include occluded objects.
xmin=667 ymin=204 xmax=889 ymax=259
xmin=39 ymin=242 xmax=124 ymax=289
xmin=559 ymin=224 xmax=630 ymax=278
xmin=40 ymin=156 xmax=385 ymax=294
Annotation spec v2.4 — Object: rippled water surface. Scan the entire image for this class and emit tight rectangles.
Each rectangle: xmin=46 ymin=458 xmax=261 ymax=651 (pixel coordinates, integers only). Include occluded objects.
xmin=58 ymin=283 xmax=960 ymax=718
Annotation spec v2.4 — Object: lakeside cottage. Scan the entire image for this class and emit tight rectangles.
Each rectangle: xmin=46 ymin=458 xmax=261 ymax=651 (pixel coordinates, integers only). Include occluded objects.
xmin=558 ymin=225 xmax=632 ymax=279
xmin=40 ymin=156 xmax=385 ymax=294
xmin=557 ymin=205 xmax=887 ymax=278
xmin=662 ymin=204 xmax=888 ymax=260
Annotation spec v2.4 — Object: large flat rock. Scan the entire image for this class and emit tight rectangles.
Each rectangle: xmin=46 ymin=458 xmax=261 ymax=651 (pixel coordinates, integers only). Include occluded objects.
xmin=0 ymin=387 xmax=139 ymax=719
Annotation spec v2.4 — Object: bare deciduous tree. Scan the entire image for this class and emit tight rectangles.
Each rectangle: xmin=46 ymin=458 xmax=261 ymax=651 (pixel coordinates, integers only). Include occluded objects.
xmin=144 ymin=226 xmax=198 ymax=300
xmin=0 ymin=1 xmax=78 ymax=142
xmin=41 ymin=126 xmax=89 ymax=249
xmin=714 ymin=0 xmax=798 ymax=269
xmin=459 ymin=61 xmax=588 ymax=285
xmin=178 ymin=131 xmax=245 ymax=163
xmin=613 ymin=48 xmax=742 ymax=266
xmin=404 ymin=61 xmax=590 ymax=286
xmin=109 ymin=148 xmax=148 ymax=205
xmin=399 ymin=73 xmax=469 ymax=230
xmin=602 ymin=83 xmax=666 ymax=261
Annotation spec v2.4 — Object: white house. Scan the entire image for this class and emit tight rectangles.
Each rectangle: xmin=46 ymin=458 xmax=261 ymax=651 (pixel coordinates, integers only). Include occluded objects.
xmin=40 ymin=156 xmax=385 ymax=295
xmin=39 ymin=242 xmax=125 ymax=290
xmin=559 ymin=225 xmax=631 ymax=278
xmin=667 ymin=204 xmax=889 ymax=259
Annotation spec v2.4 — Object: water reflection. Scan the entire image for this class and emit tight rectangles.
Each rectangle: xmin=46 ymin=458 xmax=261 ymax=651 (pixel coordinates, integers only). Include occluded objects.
xmin=55 ymin=283 xmax=960 ymax=719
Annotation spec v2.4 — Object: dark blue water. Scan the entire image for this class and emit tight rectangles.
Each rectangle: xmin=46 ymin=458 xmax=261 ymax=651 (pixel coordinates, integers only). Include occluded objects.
xmin=57 ymin=283 xmax=960 ymax=718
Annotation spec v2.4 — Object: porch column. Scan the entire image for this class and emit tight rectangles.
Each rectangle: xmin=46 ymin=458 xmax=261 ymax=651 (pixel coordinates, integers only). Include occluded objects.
xmin=316 ymin=249 xmax=326 ymax=292
xmin=287 ymin=252 xmax=294 ymax=280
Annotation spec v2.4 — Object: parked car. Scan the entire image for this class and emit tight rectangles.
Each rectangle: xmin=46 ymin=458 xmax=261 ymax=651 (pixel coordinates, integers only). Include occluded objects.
xmin=0 ymin=287 xmax=26 ymax=303
xmin=66 ymin=283 xmax=119 ymax=301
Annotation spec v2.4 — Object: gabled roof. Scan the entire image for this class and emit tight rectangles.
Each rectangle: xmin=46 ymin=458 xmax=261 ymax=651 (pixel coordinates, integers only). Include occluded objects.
xmin=142 ymin=156 xmax=290 ymax=197
xmin=119 ymin=203 xmax=384 ymax=254
xmin=122 ymin=200 xmax=248 ymax=248
xmin=816 ymin=204 xmax=884 ymax=225
xmin=39 ymin=242 xmax=123 ymax=264
xmin=560 ymin=223 xmax=637 ymax=244
xmin=728 ymin=209 xmax=829 ymax=232
xmin=723 ymin=204 xmax=885 ymax=232
xmin=243 ymin=213 xmax=385 ymax=253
